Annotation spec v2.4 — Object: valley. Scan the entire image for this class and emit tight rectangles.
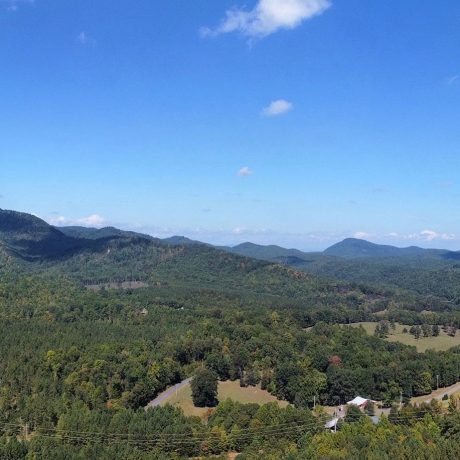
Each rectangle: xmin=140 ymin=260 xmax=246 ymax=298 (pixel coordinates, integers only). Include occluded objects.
xmin=2 ymin=209 xmax=460 ymax=458
xmin=3 ymin=3 xmax=458 ymax=457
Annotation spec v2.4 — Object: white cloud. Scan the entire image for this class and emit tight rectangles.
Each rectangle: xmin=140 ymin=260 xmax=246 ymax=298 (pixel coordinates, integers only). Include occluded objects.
xmin=201 ymin=0 xmax=331 ymax=39
xmin=446 ymin=75 xmax=459 ymax=86
xmin=49 ymin=216 xmax=70 ymax=226
xmin=48 ymin=214 xmax=105 ymax=228
xmin=232 ymin=226 xmax=247 ymax=235
xmin=354 ymin=231 xmax=371 ymax=240
xmin=262 ymin=99 xmax=293 ymax=116
xmin=76 ymin=31 xmax=95 ymax=46
xmin=3 ymin=0 xmax=34 ymax=12
xmin=77 ymin=214 xmax=105 ymax=227
xmin=388 ymin=230 xmax=457 ymax=242
xmin=419 ymin=230 xmax=455 ymax=242
xmin=237 ymin=166 xmax=253 ymax=177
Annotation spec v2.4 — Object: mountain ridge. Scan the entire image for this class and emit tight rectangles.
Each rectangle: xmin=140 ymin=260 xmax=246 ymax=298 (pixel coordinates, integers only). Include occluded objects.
xmin=323 ymin=237 xmax=455 ymax=259
xmin=3 ymin=207 xmax=460 ymax=303
xmin=3 ymin=208 xmax=459 ymax=261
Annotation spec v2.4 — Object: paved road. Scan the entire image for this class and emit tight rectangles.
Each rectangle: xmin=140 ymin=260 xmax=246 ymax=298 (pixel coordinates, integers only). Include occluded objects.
xmin=412 ymin=380 xmax=460 ymax=405
xmin=145 ymin=377 xmax=193 ymax=410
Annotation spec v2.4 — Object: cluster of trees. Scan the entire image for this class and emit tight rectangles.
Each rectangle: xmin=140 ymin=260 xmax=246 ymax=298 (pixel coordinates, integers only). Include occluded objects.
xmin=406 ymin=323 xmax=442 ymax=339
xmin=374 ymin=319 xmax=394 ymax=338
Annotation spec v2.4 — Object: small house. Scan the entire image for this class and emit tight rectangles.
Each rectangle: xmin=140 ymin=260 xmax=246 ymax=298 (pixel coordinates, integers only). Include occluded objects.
xmin=347 ymin=396 xmax=369 ymax=409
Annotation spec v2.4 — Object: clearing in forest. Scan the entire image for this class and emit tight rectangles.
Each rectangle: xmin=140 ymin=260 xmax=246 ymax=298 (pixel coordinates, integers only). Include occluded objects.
xmin=160 ymin=379 xmax=288 ymax=417
xmin=346 ymin=321 xmax=460 ymax=352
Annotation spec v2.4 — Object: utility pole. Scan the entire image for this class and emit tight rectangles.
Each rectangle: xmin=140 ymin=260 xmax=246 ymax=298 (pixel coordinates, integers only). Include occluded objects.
xmin=399 ymin=390 xmax=403 ymax=409
xmin=313 ymin=395 xmax=316 ymax=410
xmin=437 ymin=375 xmax=440 ymax=390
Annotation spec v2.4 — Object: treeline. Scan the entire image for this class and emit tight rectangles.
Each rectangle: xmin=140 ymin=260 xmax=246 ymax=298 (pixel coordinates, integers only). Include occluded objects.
xmin=4 ymin=400 xmax=460 ymax=458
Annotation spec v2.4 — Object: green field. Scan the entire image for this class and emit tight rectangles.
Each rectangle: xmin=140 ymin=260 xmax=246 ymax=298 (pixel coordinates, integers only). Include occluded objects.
xmin=161 ymin=380 xmax=288 ymax=417
xmin=346 ymin=322 xmax=460 ymax=352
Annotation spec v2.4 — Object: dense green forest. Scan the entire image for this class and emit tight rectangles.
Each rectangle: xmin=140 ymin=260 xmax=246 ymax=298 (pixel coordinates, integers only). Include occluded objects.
xmin=3 ymin=209 xmax=460 ymax=458
xmin=225 ymin=238 xmax=460 ymax=303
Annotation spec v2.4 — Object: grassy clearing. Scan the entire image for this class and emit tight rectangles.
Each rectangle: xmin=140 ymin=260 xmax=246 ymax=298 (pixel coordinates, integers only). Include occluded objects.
xmin=161 ymin=380 xmax=288 ymax=418
xmin=346 ymin=322 xmax=460 ymax=352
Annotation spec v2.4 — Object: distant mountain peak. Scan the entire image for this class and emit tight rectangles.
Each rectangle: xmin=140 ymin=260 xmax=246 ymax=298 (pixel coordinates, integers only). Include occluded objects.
xmin=324 ymin=238 xmax=444 ymax=259
xmin=162 ymin=235 xmax=208 ymax=247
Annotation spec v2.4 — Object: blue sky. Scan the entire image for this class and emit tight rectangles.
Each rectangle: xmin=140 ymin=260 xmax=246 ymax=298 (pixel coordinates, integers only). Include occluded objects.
xmin=1 ymin=0 xmax=460 ymax=250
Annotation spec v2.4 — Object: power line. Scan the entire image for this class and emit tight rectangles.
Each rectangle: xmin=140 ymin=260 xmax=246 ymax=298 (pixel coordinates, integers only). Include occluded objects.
xmin=0 ymin=410 xmax=445 ymax=448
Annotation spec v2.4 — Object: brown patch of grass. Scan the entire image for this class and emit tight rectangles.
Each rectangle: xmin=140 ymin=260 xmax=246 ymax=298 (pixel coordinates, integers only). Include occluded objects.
xmin=346 ymin=321 xmax=460 ymax=352
xmin=161 ymin=380 xmax=288 ymax=418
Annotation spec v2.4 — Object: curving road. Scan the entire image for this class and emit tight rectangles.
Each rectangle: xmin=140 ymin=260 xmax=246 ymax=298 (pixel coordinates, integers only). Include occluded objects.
xmin=145 ymin=377 xmax=193 ymax=410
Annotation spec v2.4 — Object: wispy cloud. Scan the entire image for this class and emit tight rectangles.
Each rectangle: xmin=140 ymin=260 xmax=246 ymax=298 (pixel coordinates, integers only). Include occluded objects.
xmin=48 ymin=216 xmax=69 ymax=226
xmin=232 ymin=226 xmax=247 ymax=235
xmin=3 ymin=0 xmax=34 ymax=12
xmin=201 ymin=0 xmax=331 ymax=39
xmin=48 ymin=214 xmax=106 ymax=228
xmin=262 ymin=99 xmax=293 ymax=116
xmin=418 ymin=230 xmax=455 ymax=241
xmin=387 ymin=230 xmax=456 ymax=242
xmin=446 ymin=75 xmax=459 ymax=86
xmin=76 ymin=31 xmax=96 ymax=46
xmin=237 ymin=166 xmax=253 ymax=177
xmin=77 ymin=214 xmax=105 ymax=227
xmin=354 ymin=231 xmax=371 ymax=240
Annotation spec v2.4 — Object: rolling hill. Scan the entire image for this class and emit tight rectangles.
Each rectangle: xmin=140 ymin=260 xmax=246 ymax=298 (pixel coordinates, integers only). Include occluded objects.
xmin=220 ymin=239 xmax=460 ymax=302
xmin=3 ymin=207 xmax=460 ymax=304
xmin=58 ymin=225 xmax=156 ymax=241
xmin=222 ymin=241 xmax=318 ymax=260
xmin=0 ymin=211 xmax=320 ymax=300
xmin=0 ymin=208 xmax=397 ymax=316
xmin=323 ymin=237 xmax=458 ymax=260
xmin=0 ymin=209 xmax=92 ymax=260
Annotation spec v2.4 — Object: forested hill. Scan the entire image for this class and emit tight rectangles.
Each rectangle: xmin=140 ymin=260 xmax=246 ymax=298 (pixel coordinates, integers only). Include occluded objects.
xmin=0 ymin=208 xmax=333 ymax=296
xmin=323 ymin=237 xmax=458 ymax=259
xmin=3 ymin=207 xmax=460 ymax=306
xmin=0 ymin=209 xmax=90 ymax=260
xmin=0 ymin=208 xmax=404 ymax=319
xmin=226 ymin=238 xmax=460 ymax=262
xmin=59 ymin=226 xmax=210 ymax=247
xmin=221 ymin=241 xmax=319 ymax=260
xmin=58 ymin=225 xmax=156 ymax=241
xmin=223 ymin=239 xmax=460 ymax=302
